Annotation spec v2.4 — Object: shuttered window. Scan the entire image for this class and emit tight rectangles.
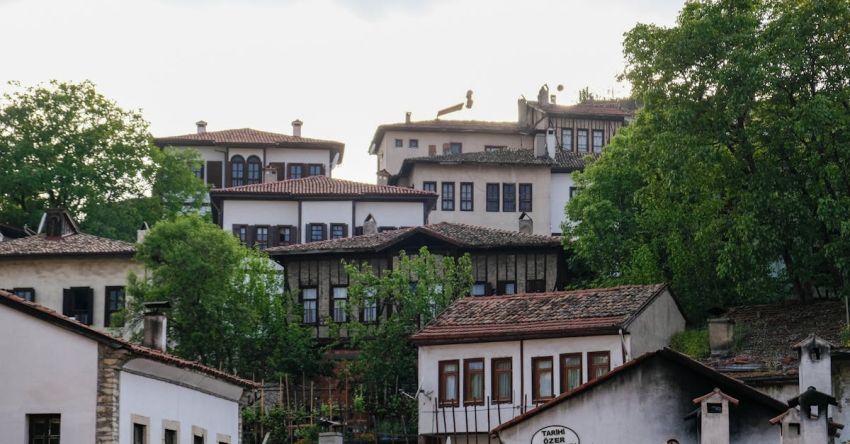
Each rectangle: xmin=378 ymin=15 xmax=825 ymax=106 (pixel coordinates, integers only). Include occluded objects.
xmin=330 ymin=223 xmax=348 ymax=240
xmin=308 ymin=224 xmax=327 ymax=242
xmin=288 ymin=164 xmax=304 ymax=179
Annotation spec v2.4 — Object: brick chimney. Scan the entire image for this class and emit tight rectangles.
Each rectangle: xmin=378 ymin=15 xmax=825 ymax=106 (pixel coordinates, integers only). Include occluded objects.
xmin=196 ymin=120 xmax=207 ymax=134
xmin=292 ymin=119 xmax=303 ymax=137
xmin=142 ymin=301 xmax=170 ymax=352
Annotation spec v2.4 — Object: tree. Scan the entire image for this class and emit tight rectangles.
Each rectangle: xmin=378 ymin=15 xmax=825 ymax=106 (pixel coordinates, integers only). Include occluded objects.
xmin=0 ymin=80 xmax=207 ymax=239
xmin=340 ymin=248 xmax=473 ymax=427
xmin=565 ymin=0 xmax=850 ymax=319
xmin=124 ymin=215 xmax=322 ymax=379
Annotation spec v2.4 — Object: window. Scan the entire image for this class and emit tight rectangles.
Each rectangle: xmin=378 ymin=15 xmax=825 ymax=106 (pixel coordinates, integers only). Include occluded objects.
xmin=519 ymin=183 xmax=533 ymax=212
xmin=330 ymin=223 xmax=347 ymax=240
xmin=460 ymin=182 xmax=473 ymax=211
xmin=471 ymin=282 xmax=488 ymax=296
xmin=378 ymin=226 xmax=398 ymax=232
xmin=485 ymin=145 xmax=506 ymax=152
xmin=449 ymin=142 xmax=462 ymax=154
xmin=491 ymin=358 xmax=512 ymax=403
xmin=532 ymin=357 xmax=554 ymax=402
xmin=423 ymin=181 xmax=437 ymax=210
xmin=560 ymin=353 xmax=582 ymax=393
xmin=486 ymin=183 xmax=499 ymax=212
xmin=246 ymin=156 xmax=262 ymax=184
xmin=63 ymin=287 xmax=93 ymax=325
xmin=588 ymin=351 xmax=610 ymax=381
xmin=577 ymin=129 xmax=589 ymax=152
xmin=526 ymin=279 xmax=546 ymax=293
xmin=278 ymin=226 xmax=294 ymax=246
xmin=233 ymin=225 xmax=248 ymax=244
xmin=230 ymin=155 xmax=245 ymax=186
xmin=194 ymin=436 xmax=205 ymax=444
xmin=562 ymin=128 xmax=573 ymax=151
xmin=105 ymin=286 xmax=125 ymax=327
xmin=497 ymin=281 xmax=516 ymax=295
xmin=134 ymin=423 xmax=147 ymax=444
xmin=28 ymin=414 xmax=60 ymax=444
xmin=394 ymin=138 xmax=403 ymax=148
xmin=13 ymin=287 xmax=35 ymax=302
xmin=441 ymin=182 xmax=455 ymax=211
xmin=361 ymin=287 xmax=378 ymax=323
xmin=592 ymin=129 xmax=604 ymax=153
xmin=192 ymin=163 xmax=204 ymax=180
xmin=707 ymin=403 xmax=723 ymax=414
xmin=332 ymin=287 xmax=348 ymax=323
xmin=502 ymin=184 xmax=516 ymax=212
xmin=307 ymin=164 xmax=324 ymax=177
xmin=308 ymin=223 xmax=326 ymax=242
xmin=438 ymin=360 xmax=459 ymax=406
xmin=569 ymin=187 xmax=580 ymax=199
xmin=255 ymin=226 xmax=269 ymax=249
xmin=164 ymin=429 xmax=177 ymax=444
xmin=409 ymin=139 xmax=419 ymax=148
xmin=464 ymin=358 xmax=485 ymax=405
xmin=288 ymin=164 xmax=304 ymax=179
xmin=301 ymin=287 xmax=318 ymax=324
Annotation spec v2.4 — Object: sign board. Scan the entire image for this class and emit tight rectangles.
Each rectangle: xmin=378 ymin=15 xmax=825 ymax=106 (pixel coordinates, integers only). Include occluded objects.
xmin=530 ymin=425 xmax=579 ymax=444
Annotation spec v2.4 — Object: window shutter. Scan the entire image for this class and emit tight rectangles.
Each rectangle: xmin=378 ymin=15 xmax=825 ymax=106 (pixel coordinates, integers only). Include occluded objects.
xmin=322 ymin=224 xmax=328 ymax=240
xmin=305 ymin=224 xmax=311 ymax=242
xmin=319 ymin=164 xmax=326 ymax=176
xmin=442 ymin=143 xmax=450 ymax=154
xmin=207 ymin=161 xmax=223 ymax=188
xmin=232 ymin=225 xmax=240 ymax=239
xmin=225 ymin=161 xmax=233 ymax=187
xmin=291 ymin=226 xmax=299 ymax=244
xmin=85 ymin=287 xmax=94 ymax=325
xmin=104 ymin=286 xmax=110 ymax=326
xmin=342 ymin=224 xmax=349 ymax=238
xmin=269 ymin=225 xmax=279 ymax=247
xmin=270 ymin=162 xmax=286 ymax=181
xmin=246 ymin=225 xmax=256 ymax=247
xmin=62 ymin=288 xmax=72 ymax=316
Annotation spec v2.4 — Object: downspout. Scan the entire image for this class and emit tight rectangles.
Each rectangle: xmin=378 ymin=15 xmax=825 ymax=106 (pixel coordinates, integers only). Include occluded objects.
xmin=619 ymin=328 xmax=629 ymax=363
xmin=519 ymin=339 xmax=525 ymax=414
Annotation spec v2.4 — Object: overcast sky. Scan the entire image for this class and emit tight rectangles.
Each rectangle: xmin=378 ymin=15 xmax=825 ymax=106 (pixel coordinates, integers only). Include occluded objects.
xmin=0 ymin=0 xmax=682 ymax=183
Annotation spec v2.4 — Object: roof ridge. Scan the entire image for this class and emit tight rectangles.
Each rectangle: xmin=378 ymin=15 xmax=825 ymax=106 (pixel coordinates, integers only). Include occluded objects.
xmin=453 ymin=283 xmax=665 ymax=302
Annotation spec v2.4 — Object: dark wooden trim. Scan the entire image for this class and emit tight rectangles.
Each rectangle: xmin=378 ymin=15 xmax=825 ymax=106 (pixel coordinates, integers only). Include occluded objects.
xmin=438 ymin=359 xmax=460 ymax=407
xmin=463 ymin=358 xmax=485 ymax=406
xmin=531 ymin=356 xmax=554 ymax=403
xmin=491 ymin=357 xmax=512 ymax=404
xmin=587 ymin=351 xmax=611 ymax=382
xmin=559 ymin=353 xmax=582 ymax=394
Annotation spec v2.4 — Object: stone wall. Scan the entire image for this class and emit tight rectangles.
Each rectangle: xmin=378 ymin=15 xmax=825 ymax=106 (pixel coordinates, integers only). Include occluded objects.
xmin=96 ymin=343 xmax=132 ymax=443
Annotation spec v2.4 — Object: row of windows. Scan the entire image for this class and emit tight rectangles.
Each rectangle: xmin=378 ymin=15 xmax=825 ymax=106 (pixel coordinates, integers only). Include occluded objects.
xmin=5 ymin=286 xmax=125 ymax=327
xmin=228 ymin=157 xmax=325 ymax=187
xmin=470 ymin=279 xmax=546 ymax=296
xmin=132 ymin=418 xmax=226 ymax=444
xmin=561 ymin=128 xmax=605 ymax=153
xmin=437 ymin=351 xmax=611 ymax=407
xmin=423 ymin=182 xmax=533 ymax=212
xmin=300 ymin=286 xmax=379 ymax=325
xmin=233 ymin=223 xmax=351 ymax=248
xmin=27 ymin=414 xmax=228 ymax=444
xmin=394 ymin=140 xmax=464 ymax=155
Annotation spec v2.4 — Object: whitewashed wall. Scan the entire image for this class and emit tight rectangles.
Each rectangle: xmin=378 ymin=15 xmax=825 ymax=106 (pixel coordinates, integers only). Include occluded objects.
xmin=626 ymin=289 xmax=686 ymax=358
xmin=0 ymin=303 xmax=99 ymax=442
xmin=221 ymin=200 xmax=299 ymax=231
xmin=301 ymin=201 xmax=355 ymax=242
xmin=354 ymin=201 xmax=426 ymax=228
xmin=118 ymin=371 xmax=240 ymax=444
xmin=548 ymin=173 xmax=575 ymax=235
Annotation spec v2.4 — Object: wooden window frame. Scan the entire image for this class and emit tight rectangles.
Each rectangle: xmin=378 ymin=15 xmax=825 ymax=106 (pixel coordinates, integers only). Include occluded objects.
xmin=577 ymin=129 xmax=589 ymax=153
xmin=254 ymin=225 xmax=269 ymax=249
xmin=441 ymin=182 xmax=455 ymax=211
xmin=300 ymin=287 xmax=319 ymax=325
xmin=438 ymin=360 xmax=460 ymax=407
xmin=496 ymin=281 xmax=516 ymax=295
xmin=331 ymin=286 xmax=348 ymax=323
xmin=246 ymin=155 xmax=262 ymax=185
xmin=278 ymin=225 xmax=295 ymax=246
xmin=460 ymin=182 xmax=474 ymax=211
xmin=588 ymin=351 xmax=611 ymax=381
xmin=230 ymin=155 xmax=245 ymax=186
xmin=12 ymin=287 xmax=35 ymax=302
xmin=104 ymin=286 xmax=125 ymax=327
xmin=491 ymin=357 xmax=512 ymax=404
xmin=307 ymin=223 xmax=327 ymax=242
xmin=409 ymin=139 xmax=419 ymax=148
xmin=330 ymin=223 xmax=348 ymax=240
xmin=519 ymin=183 xmax=533 ymax=212
xmin=360 ymin=287 xmax=379 ymax=324
xmin=423 ymin=181 xmax=437 ymax=210
xmin=562 ymin=128 xmax=573 ymax=151
xmin=288 ymin=163 xmax=304 ymax=179
xmin=232 ymin=224 xmax=248 ymax=244
xmin=560 ymin=353 xmax=582 ymax=393
xmin=463 ymin=358 xmax=485 ymax=406
xmin=531 ymin=356 xmax=554 ymax=402
xmin=449 ymin=142 xmax=462 ymax=154
xmin=591 ymin=129 xmax=604 ymax=153
xmin=307 ymin=163 xmax=325 ymax=177
xmin=502 ymin=183 xmax=516 ymax=212
xmin=486 ymin=183 xmax=500 ymax=212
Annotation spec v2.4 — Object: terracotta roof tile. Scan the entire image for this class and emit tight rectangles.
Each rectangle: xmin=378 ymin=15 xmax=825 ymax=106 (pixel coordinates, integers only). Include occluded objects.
xmin=527 ymin=99 xmax=637 ymax=118
xmin=0 ymin=233 xmax=135 ymax=258
xmin=155 ymin=128 xmax=343 ymax=147
xmin=410 ymin=284 xmax=667 ymax=344
xmin=0 ymin=289 xmax=257 ymax=388
xmin=210 ymin=175 xmax=436 ymax=199
xmin=267 ymin=222 xmax=561 ymax=255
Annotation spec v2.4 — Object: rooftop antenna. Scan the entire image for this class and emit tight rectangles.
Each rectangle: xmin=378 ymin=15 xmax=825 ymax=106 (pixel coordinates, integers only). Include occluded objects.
xmin=436 ymin=90 xmax=473 ymax=119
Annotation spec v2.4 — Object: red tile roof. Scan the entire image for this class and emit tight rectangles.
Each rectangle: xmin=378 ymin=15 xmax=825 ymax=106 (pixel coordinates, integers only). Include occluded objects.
xmin=369 ymin=120 xmax=524 ymax=154
xmin=267 ymin=222 xmax=561 ymax=256
xmin=210 ymin=175 xmax=437 ymax=200
xmin=0 ymin=289 xmax=258 ymax=388
xmin=410 ymin=284 xmax=668 ymax=345
xmin=155 ymin=128 xmax=345 ymax=159
xmin=0 ymin=233 xmax=135 ymax=258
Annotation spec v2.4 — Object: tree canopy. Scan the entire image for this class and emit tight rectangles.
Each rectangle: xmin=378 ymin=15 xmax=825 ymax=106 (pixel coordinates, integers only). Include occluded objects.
xmin=565 ymin=0 xmax=850 ymax=320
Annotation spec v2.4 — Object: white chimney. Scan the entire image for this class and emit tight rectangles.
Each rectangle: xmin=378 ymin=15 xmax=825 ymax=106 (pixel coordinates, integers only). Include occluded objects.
xmin=142 ymin=301 xmax=170 ymax=352
xmin=518 ymin=212 xmax=533 ymax=234
xmin=292 ymin=119 xmax=303 ymax=137
xmin=196 ymin=120 xmax=207 ymax=134
xmin=693 ymin=388 xmax=737 ymax=444
xmin=546 ymin=128 xmax=557 ymax=158
xmin=263 ymin=166 xmax=278 ymax=183
xmin=363 ymin=214 xmax=377 ymax=235
xmin=137 ymin=222 xmax=150 ymax=244
xmin=405 ymin=112 xmax=412 ymax=124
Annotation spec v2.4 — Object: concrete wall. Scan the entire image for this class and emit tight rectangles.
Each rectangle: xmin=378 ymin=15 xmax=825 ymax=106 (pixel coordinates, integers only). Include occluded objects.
xmin=402 ymin=163 xmax=552 ymax=235
xmin=221 ymin=200 xmax=300 ymax=230
xmin=354 ymin=201 xmax=426 ymax=228
xmin=626 ymin=288 xmax=687 ymax=358
xmin=377 ymin=130 xmax=533 ymax=176
xmin=118 ymin=370 xmax=240 ymax=444
xmin=301 ymin=201 xmax=355 ymax=242
xmin=549 ymin=173 xmax=575 ymax=235
xmin=417 ymin=335 xmax=624 ymax=436
xmin=0 ymin=256 xmax=139 ymax=329
xmin=0 ymin=302 xmax=99 ymax=442
xmin=494 ymin=358 xmax=779 ymax=444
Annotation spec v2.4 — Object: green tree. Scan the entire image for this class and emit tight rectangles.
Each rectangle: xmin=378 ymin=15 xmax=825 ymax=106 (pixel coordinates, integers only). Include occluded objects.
xmin=125 ymin=215 xmax=322 ymax=379
xmin=340 ymin=248 xmax=473 ymax=426
xmin=565 ymin=0 xmax=850 ymax=319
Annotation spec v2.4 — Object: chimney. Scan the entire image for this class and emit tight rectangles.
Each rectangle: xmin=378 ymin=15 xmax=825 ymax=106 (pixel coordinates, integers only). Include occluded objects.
xmin=292 ymin=119 xmax=303 ymax=137
xmin=263 ymin=166 xmax=278 ymax=183
xmin=546 ymin=127 xmax=557 ymax=158
xmin=196 ymin=120 xmax=207 ymax=134
xmin=794 ymin=334 xmax=833 ymax=397
xmin=537 ymin=84 xmax=550 ymax=106
xmin=693 ymin=388 xmax=737 ymax=444
xmin=550 ymin=94 xmax=557 ymax=104
xmin=708 ymin=318 xmax=735 ymax=357
xmin=137 ymin=222 xmax=150 ymax=244
xmin=518 ymin=212 xmax=533 ymax=234
xmin=405 ymin=112 xmax=412 ymax=124
xmin=363 ymin=214 xmax=377 ymax=235
xmin=142 ymin=301 xmax=170 ymax=352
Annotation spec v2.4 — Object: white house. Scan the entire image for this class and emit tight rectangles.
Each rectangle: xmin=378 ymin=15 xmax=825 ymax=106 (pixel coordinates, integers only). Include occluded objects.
xmin=209 ymin=175 xmax=437 ymax=246
xmin=409 ymin=284 xmax=686 ymax=444
xmin=0 ymin=288 xmax=257 ymax=444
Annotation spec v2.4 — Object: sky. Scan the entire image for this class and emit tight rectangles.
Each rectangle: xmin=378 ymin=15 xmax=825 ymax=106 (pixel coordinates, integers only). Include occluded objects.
xmin=0 ymin=0 xmax=682 ymax=183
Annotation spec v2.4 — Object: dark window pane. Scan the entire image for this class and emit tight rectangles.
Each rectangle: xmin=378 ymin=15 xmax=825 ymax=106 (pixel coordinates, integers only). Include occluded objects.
xmin=246 ymin=156 xmax=262 ymax=184
xmin=519 ymin=183 xmax=533 ymax=212
xmin=486 ymin=183 xmax=499 ymax=212
xmin=460 ymin=182 xmax=473 ymax=211
xmin=592 ymin=129 xmax=604 ymax=153
xmin=562 ymin=128 xmax=573 ymax=151
xmin=577 ymin=129 xmax=588 ymax=152
xmin=502 ymin=184 xmax=516 ymax=212
xmin=231 ymin=155 xmax=245 ymax=186
xmin=441 ymin=182 xmax=455 ymax=211
xmin=255 ymin=227 xmax=269 ymax=249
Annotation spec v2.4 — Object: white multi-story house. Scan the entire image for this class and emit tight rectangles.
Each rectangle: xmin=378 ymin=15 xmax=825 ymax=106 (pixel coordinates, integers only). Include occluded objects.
xmin=0 ymin=289 xmax=257 ymax=444
xmin=155 ymin=120 xmax=345 ymax=189
xmin=371 ymin=86 xmax=637 ymax=235
xmin=410 ymin=284 xmax=686 ymax=444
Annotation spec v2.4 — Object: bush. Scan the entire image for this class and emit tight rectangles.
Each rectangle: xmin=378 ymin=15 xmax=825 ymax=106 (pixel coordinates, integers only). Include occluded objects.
xmin=669 ymin=329 xmax=710 ymax=359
